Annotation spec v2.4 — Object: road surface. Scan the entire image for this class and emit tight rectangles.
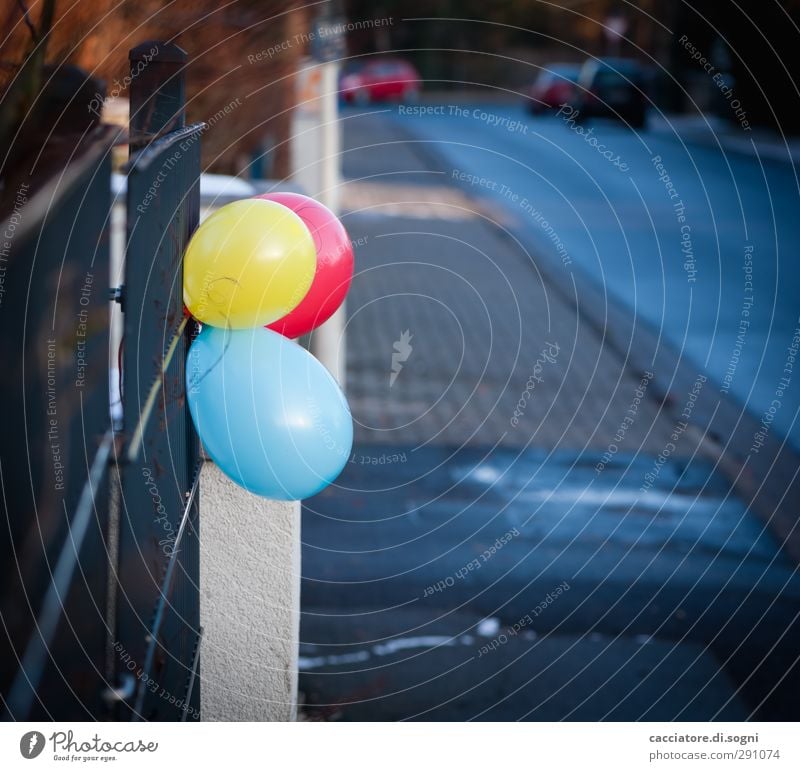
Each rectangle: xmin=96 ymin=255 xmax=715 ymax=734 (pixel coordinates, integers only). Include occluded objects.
xmin=388 ymin=104 xmax=800 ymax=449
xmin=298 ymin=106 xmax=800 ymax=721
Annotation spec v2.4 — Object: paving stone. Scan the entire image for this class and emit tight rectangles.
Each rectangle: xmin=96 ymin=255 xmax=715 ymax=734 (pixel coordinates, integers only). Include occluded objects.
xmin=340 ymin=206 xmax=681 ymax=454
xmin=335 ymin=110 xmax=690 ymax=455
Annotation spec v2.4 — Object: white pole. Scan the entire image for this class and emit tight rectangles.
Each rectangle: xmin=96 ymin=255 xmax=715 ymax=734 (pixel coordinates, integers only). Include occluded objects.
xmin=311 ymin=58 xmax=346 ymax=390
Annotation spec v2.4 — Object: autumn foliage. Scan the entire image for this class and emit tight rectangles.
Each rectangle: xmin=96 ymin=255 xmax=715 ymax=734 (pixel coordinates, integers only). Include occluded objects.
xmin=1 ymin=0 xmax=310 ymax=176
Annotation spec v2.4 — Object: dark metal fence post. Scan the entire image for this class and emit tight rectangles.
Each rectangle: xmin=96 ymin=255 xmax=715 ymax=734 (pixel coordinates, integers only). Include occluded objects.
xmin=110 ymin=42 xmax=203 ymax=721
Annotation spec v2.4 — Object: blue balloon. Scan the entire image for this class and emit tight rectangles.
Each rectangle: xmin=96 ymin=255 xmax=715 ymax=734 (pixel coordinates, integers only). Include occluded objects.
xmin=187 ymin=325 xmax=352 ymax=500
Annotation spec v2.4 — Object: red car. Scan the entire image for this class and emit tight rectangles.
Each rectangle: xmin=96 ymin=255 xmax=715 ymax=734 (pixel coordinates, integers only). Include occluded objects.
xmin=340 ymin=58 xmax=420 ymax=104
xmin=526 ymin=63 xmax=581 ymax=114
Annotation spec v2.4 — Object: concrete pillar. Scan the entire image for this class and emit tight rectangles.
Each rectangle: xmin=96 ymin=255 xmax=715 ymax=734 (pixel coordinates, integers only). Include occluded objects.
xmin=199 ymin=462 xmax=301 ymax=721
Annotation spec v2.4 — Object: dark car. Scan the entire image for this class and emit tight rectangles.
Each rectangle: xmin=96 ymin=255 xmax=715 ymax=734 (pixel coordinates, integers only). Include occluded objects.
xmin=340 ymin=58 xmax=420 ymax=105
xmin=526 ymin=63 xmax=581 ymax=114
xmin=574 ymin=58 xmax=648 ymax=128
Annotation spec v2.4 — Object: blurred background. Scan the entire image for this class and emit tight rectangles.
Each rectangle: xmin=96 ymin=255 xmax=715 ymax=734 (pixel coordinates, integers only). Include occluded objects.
xmin=4 ymin=0 xmax=799 ymax=188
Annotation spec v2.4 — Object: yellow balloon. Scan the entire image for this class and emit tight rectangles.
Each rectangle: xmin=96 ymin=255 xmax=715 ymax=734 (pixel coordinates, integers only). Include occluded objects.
xmin=183 ymin=199 xmax=316 ymax=328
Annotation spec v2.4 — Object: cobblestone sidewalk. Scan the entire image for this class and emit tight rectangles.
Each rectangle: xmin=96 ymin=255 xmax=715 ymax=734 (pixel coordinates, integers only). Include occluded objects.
xmin=336 ymin=111 xmax=687 ymax=457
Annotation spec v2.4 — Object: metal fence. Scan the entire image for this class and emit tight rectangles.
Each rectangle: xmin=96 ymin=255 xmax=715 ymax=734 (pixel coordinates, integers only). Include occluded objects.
xmin=1 ymin=42 xmax=203 ymax=721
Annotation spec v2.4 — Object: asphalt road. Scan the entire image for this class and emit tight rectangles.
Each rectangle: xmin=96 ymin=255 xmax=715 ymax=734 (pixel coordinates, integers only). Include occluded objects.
xmin=302 ymin=447 xmax=799 ymax=720
xmin=387 ymin=104 xmax=800 ymax=450
xmin=298 ymin=105 xmax=800 ymax=721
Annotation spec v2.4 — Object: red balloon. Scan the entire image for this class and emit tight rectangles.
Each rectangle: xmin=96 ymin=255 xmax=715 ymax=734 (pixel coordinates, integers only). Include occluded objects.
xmin=253 ymin=192 xmax=354 ymax=339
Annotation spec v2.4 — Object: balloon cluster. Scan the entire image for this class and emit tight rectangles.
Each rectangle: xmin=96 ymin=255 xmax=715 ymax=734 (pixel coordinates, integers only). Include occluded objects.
xmin=183 ymin=193 xmax=354 ymax=500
